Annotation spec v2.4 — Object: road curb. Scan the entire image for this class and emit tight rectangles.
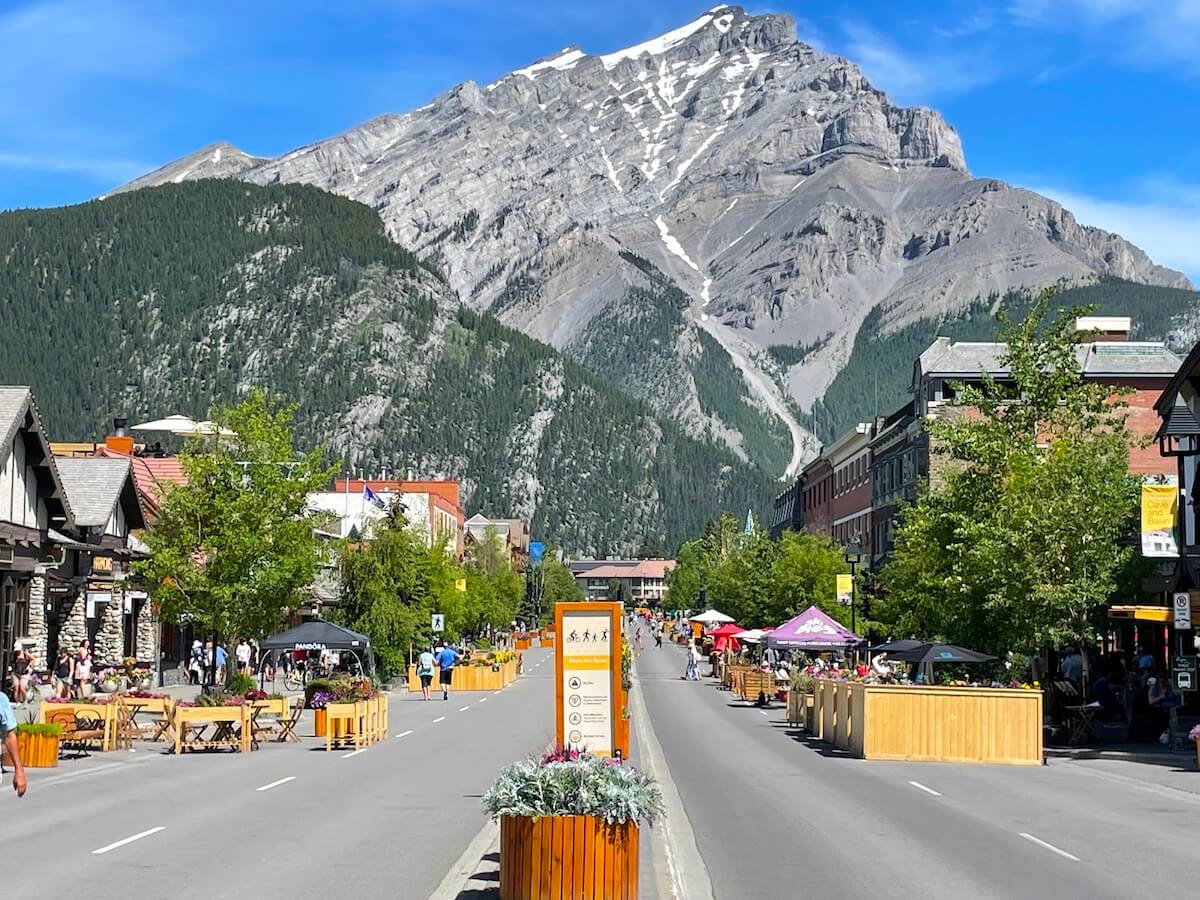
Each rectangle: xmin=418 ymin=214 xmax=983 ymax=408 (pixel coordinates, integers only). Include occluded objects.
xmin=426 ymin=818 xmax=499 ymax=900
xmin=630 ymin=664 xmax=716 ymax=900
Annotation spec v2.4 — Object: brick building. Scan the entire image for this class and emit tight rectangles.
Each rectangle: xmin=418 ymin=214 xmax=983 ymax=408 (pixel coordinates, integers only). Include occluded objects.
xmin=827 ymin=422 xmax=874 ymax=554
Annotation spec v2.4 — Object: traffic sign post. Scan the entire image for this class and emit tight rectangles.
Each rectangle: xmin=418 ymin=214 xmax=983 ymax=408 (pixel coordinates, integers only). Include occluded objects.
xmin=1174 ymin=592 xmax=1192 ymax=630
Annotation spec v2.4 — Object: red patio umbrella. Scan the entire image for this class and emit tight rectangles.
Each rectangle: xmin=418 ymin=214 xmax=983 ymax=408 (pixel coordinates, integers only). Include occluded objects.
xmin=706 ymin=623 xmax=744 ymax=638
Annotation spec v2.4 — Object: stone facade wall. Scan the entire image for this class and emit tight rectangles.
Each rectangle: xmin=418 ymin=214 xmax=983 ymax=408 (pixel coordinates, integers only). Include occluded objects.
xmin=58 ymin=591 xmax=87 ymax=657
xmin=27 ymin=572 xmax=47 ymax=667
xmin=135 ymin=599 xmax=156 ymax=664
xmin=95 ymin=581 xmax=125 ymax=666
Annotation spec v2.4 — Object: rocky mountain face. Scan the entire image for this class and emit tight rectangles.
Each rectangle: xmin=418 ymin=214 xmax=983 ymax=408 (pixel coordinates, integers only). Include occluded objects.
xmin=1 ymin=181 xmax=775 ymax=554
xmin=118 ymin=5 xmax=1191 ymax=475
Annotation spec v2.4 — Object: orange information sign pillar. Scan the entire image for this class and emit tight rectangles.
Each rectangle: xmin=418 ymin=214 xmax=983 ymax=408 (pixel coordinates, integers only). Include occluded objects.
xmin=555 ymin=601 xmax=626 ymax=758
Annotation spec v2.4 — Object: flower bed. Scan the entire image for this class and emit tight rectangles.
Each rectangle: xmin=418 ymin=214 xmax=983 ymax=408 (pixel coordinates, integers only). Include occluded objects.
xmin=484 ymin=749 xmax=661 ymax=900
xmin=406 ymin=653 xmax=519 ymax=692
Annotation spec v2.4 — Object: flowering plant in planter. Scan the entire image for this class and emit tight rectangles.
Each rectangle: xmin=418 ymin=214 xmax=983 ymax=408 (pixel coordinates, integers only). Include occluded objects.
xmin=244 ymin=690 xmax=269 ymax=701
xmin=483 ymin=750 xmax=664 ymax=826
xmin=1188 ymin=723 xmax=1200 ymax=743
xmin=308 ymin=691 xmax=334 ymax=709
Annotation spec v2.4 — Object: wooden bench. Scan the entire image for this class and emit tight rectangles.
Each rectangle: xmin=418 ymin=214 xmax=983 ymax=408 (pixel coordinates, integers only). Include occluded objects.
xmin=43 ymin=708 xmax=106 ymax=758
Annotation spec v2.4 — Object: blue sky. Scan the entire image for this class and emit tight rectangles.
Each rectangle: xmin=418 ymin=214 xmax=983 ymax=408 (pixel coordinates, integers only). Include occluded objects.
xmin=2 ymin=0 xmax=1198 ymax=281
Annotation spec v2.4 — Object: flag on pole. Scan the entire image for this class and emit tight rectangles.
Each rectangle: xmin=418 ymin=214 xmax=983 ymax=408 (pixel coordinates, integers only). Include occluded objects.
xmin=363 ymin=484 xmax=386 ymax=510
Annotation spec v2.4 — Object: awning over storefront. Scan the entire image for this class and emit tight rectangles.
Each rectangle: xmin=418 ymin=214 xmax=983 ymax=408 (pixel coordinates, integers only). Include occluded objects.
xmin=1108 ymin=605 xmax=1171 ymax=622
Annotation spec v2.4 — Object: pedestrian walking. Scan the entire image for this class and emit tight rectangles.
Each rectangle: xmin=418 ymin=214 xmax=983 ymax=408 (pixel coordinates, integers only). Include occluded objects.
xmin=0 ymin=690 xmax=27 ymax=797
xmin=236 ymin=638 xmax=252 ymax=675
xmin=435 ymin=643 xmax=460 ymax=700
xmin=417 ymin=646 xmax=436 ymax=701
xmin=73 ymin=641 xmax=92 ymax=698
xmin=188 ymin=640 xmax=203 ymax=685
xmin=634 ymin=629 xmax=642 ymax=653
xmin=9 ymin=648 xmax=32 ymax=704
xmin=53 ymin=647 xmax=74 ymax=699
xmin=654 ymin=625 xmax=663 ymax=648
xmin=684 ymin=642 xmax=701 ymax=681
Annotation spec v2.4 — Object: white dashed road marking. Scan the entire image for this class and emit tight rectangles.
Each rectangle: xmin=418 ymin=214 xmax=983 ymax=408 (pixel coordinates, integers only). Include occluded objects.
xmin=256 ymin=777 xmax=295 ymax=792
xmin=93 ymin=827 xmax=166 ymax=855
xmin=908 ymin=781 xmax=941 ymax=797
xmin=1019 ymin=832 xmax=1080 ymax=861
xmin=396 ymin=729 xmax=414 ymax=739
xmin=433 ymin=716 xmax=446 ymax=723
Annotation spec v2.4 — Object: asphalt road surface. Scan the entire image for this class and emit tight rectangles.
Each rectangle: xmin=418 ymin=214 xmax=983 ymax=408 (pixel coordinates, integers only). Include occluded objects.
xmin=636 ymin=641 xmax=1200 ymax=899
xmin=2 ymin=649 xmax=559 ymax=899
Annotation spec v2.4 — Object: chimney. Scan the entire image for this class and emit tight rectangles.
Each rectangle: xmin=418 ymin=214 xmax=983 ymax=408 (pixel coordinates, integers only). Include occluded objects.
xmin=1076 ymin=315 xmax=1131 ymax=342
xmin=105 ymin=415 xmax=134 ymax=454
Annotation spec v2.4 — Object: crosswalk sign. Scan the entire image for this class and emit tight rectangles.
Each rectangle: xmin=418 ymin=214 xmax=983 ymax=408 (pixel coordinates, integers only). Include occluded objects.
xmin=431 ymin=614 xmax=445 ymax=632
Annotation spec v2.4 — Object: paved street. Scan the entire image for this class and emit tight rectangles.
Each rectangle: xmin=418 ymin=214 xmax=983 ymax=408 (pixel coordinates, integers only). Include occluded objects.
xmin=636 ymin=642 xmax=1200 ymax=899
xmin=2 ymin=650 xmax=559 ymax=899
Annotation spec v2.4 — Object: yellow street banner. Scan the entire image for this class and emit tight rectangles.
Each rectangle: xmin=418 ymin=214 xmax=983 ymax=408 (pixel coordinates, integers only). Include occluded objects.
xmin=1141 ymin=483 xmax=1178 ymax=558
xmin=836 ymin=573 xmax=853 ymax=606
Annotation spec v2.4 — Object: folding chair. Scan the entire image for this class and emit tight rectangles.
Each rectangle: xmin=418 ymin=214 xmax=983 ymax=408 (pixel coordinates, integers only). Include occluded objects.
xmin=275 ymin=703 xmax=303 ymax=743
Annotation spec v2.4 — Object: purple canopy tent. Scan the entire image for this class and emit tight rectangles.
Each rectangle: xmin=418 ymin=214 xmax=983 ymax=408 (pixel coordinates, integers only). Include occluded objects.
xmin=765 ymin=605 xmax=864 ymax=650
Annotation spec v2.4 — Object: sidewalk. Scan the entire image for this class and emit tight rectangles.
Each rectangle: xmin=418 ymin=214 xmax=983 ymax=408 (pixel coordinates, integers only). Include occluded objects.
xmin=1045 ymin=742 xmax=1198 ymax=767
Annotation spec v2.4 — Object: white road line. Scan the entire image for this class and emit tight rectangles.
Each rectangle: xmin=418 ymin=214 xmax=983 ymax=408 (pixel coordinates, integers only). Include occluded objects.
xmin=395 ymin=729 xmax=414 ymax=739
xmin=93 ymin=826 xmax=166 ymax=855
xmin=341 ymin=748 xmax=368 ymax=759
xmin=907 ymin=780 xmax=941 ymax=797
xmin=758 ymin=710 xmax=768 ymax=716
xmin=1019 ymin=832 xmax=1080 ymax=861
xmin=479 ymin=698 xmax=488 ymax=703
xmin=458 ymin=706 xmax=470 ymax=712
xmin=493 ymin=690 xmax=502 ymax=695
xmin=433 ymin=716 xmax=446 ymax=723
xmin=256 ymin=776 xmax=295 ymax=792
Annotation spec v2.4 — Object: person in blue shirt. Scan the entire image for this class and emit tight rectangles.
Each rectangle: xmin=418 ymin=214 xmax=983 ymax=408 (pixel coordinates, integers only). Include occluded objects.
xmin=434 ymin=643 xmax=460 ymax=701
xmin=0 ymin=691 xmax=27 ymax=797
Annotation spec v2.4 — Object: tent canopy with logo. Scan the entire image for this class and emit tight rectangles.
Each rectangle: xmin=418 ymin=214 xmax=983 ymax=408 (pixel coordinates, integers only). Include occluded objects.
xmin=765 ymin=605 xmax=864 ymax=651
xmin=259 ymin=620 xmax=376 ymax=680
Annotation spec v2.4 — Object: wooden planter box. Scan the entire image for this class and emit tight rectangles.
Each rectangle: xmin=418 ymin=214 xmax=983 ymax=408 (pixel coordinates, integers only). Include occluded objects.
xmin=500 ymin=815 xmax=638 ymax=900
xmin=408 ymin=664 xmax=514 ymax=692
xmin=540 ymin=636 xmax=555 ymax=649
xmin=514 ymin=638 xmax=532 ymax=651
xmin=1 ymin=732 xmax=61 ymax=768
xmin=314 ymin=707 xmax=327 ymax=737
xmin=814 ymin=680 xmax=1044 ymax=765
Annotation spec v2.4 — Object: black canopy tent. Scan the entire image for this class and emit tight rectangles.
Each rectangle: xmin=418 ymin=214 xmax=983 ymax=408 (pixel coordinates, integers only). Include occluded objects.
xmin=259 ymin=621 xmax=376 ymax=683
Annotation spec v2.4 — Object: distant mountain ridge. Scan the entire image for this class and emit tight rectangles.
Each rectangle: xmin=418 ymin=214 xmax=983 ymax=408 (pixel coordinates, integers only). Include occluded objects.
xmin=117 ymin=5 xmax=1192 ymax=475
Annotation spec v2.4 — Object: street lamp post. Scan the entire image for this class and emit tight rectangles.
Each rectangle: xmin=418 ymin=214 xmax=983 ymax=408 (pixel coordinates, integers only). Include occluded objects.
xmin=844 ymin=541 xmax=862 ymax=636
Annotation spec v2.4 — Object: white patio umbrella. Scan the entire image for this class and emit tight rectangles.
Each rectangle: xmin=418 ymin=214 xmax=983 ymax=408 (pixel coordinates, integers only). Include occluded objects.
xmin=732 ymin=628 xmax=769 ymax=643
xmin=132 ymin=415 xmax=235 ymax=437
xmin=689 ymin=609 xmax=734 ymax=625
xmin=131 ymin=414 xmax=203 ymax=433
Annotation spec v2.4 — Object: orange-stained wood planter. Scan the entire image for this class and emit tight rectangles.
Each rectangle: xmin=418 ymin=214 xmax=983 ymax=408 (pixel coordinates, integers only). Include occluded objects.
xmin=1 ymin=732 xmax=61 ymax=768
xmin=500 ymin=815 xmax=638 ymax=900
xmin=313 ymin=707 xmax=327 ymax=737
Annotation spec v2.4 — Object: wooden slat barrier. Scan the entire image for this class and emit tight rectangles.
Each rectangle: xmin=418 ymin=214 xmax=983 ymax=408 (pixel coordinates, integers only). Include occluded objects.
xmin=500 ymin=815 xmax=638 ymax=900
xmin=812 ymin=681 xmax=1043 ymax=765
xmin=407 ymin=662 xmax=519 ymax=692
xmin=38 ymin=702 xmax=117 ymax=751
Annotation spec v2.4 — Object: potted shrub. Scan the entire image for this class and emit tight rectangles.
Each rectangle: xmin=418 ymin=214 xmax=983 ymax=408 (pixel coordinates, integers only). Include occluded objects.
xmin=483 ymin=748 xmax=662 ymax=899
xmin=15 ymin=722 xmax=64 ymax=767
xmin=310 ymin=690 xmax=333 ymax=736
xmin=97 ymin=668 xmax=121 ymax=693
xmin=304 ymin=677 xmax=337 ymax=710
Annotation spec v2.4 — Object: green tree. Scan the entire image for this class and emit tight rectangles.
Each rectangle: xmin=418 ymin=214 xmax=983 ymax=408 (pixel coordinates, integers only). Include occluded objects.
xmin=543 ymin=555 xmax=584 ymax=605
xmin=137 ymin=392 xmax=333 ymax=665
xmin=336 ymin=502 xmax=463 ymax=676
xmin=767 ymin=531 xmax=850 ymax=627
xmin=880 ymin=294 xmax=1140 ymax=670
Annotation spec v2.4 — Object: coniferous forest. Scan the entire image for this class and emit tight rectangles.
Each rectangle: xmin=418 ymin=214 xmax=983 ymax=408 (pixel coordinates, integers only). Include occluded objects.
xmin=0 ymin=180 xmax=776 ymax=554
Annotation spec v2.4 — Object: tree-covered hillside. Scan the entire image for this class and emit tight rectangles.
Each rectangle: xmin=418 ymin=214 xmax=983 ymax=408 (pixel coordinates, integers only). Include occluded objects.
xmin=0 ymin=180 xmax=775 ymax=553
xmin=804 ymin=279 xmax=1200 ymax=444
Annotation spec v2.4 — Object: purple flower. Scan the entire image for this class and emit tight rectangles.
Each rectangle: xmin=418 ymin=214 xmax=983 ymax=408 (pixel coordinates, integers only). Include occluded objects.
xmin=309 ymin=691 xmax=334 ymax=709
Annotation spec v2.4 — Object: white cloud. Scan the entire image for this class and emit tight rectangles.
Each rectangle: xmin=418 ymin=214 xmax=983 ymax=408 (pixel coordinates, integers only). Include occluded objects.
xmin=839 ymin=22 xmax=1001 ymax=104
xmin=1032 ymin=182 xmax=1200 ymax=286
xmin=0 ymin=152 xmax=149 ymax=183
xmin=1010 ymin=0 xmax=1200 ymax=74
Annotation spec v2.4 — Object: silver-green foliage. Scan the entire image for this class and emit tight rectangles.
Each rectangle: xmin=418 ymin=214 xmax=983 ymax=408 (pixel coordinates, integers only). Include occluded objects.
xmin=482 ymin=754 xmax=664 ymax=826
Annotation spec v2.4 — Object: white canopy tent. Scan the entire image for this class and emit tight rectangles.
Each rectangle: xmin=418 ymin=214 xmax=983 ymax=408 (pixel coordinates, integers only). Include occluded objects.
xmin=689 ymin=609 xmax=735 ymax=625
